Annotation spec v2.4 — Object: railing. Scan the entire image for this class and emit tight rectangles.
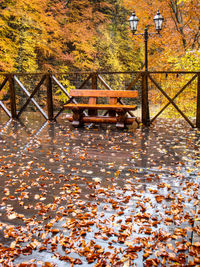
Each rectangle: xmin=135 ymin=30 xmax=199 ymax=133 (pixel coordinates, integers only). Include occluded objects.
xmin=0 ymin=71 xmax=199 ymax=127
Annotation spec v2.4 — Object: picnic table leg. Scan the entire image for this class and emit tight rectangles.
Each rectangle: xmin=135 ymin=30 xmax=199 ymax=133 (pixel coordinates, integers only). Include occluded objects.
xmin=72 ymin=107 xmax=84 ymax=127
xmin=109 ymin=110 xmax=116 ymax=117
xmin=109 ymin=97 xmax=117 ymax=117
xmin=88 ymin=73 xmax=98 ymax=117
xmin=116 ymin=109 xmax=126 ymax=128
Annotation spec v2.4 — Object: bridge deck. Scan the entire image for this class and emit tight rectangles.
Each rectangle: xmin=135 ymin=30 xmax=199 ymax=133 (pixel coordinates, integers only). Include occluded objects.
xmin=0 ymin=114 xmax=199 ymax=266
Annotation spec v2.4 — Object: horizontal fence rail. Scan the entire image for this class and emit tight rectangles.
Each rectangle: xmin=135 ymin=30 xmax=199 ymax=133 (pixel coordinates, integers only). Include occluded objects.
xmin=0 ymin=71 xmax=199 ymax=128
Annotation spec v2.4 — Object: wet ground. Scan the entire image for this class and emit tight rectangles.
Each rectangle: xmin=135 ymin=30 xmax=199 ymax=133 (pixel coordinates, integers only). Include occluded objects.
xmin=0 ymin=112 xmax=200 ymax=266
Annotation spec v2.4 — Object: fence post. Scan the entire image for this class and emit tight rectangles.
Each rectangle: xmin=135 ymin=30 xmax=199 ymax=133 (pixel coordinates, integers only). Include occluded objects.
xmin=92 ymin=72 xmax=98 ymax=90
xmin=196 ymin=73 xmax=200 ymax=128
xmin=141 ymin=72 xmax=150 ymax=126
xmin=46 ymin=73 xmax=54 ymax=121
xmin=9 ymin=74 xmax=17 ymax=119
xmin=89 ymin=72 xmax=98 ymax=116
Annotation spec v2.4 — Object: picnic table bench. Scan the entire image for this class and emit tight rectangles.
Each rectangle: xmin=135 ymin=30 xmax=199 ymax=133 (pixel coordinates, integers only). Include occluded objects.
xmin=64 ymin=89 xmax=138 ymax=128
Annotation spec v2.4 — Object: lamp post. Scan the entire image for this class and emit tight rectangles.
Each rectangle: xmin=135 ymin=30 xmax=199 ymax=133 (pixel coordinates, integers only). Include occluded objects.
xmin=129 ymin=10 xmax=164 ymax=125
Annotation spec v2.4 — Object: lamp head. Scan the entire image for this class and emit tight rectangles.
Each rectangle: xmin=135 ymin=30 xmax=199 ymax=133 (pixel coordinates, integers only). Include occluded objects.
xmin=153 ymin=10 xmax=164 ymax=33
xmin=129 ymin=11 xmax=139 ymax=34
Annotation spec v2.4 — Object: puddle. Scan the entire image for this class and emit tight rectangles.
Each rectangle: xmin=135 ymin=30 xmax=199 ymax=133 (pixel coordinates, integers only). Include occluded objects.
xmin=0 ymin=112 xmax=200 ymax=266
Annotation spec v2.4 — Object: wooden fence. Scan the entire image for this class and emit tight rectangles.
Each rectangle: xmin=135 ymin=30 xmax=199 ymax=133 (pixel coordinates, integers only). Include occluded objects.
xmin=0 ymin=71 xmax=199 ymax=128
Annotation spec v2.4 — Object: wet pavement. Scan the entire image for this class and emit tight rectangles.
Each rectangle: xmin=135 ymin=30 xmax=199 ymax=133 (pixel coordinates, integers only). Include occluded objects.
xmin=0 ymin=113 xmax=200 ymax=266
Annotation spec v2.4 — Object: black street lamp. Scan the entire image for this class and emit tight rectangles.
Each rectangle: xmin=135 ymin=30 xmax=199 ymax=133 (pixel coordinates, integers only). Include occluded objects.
xmin=129 ymin=10 xmax=164 ymax=71
xmin=129 ymin=10 xmax=164 ymax=126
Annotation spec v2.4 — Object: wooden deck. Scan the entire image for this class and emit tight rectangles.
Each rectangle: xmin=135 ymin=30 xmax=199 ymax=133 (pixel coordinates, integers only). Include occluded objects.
xmin=0 ymin=115 xmax=199 ymax=266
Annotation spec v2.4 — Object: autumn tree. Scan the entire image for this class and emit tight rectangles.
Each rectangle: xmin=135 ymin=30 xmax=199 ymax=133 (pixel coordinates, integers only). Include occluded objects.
xmin=94 ymin=0 xmax=142 ymax=72
xmin=1 ymin=0 xmax=198 ymax=72
xmin=0 ymin=0 xmax=68 ymax=72
xmin=0 ymin=0 xmax=112 ymax=72
xmin=124 ymin=0 xmax=200 ymax=70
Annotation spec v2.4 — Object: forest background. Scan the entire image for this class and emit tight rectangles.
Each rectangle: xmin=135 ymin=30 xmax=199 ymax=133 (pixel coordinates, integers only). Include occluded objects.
xmin=0 ymin=0 xmax=199 ymax=73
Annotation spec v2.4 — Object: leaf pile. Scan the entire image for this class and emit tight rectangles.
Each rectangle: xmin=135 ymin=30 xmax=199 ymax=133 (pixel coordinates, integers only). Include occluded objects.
xmin=0 ymin=118 xmax=200 ymax=266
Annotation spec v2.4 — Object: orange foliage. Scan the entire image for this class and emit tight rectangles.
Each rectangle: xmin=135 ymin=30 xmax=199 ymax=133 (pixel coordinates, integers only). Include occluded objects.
xmin=0 ymin=0 xmax=111 ymax=72
xmin=124 ymin=0 xmax=200 ymax=70
xmin=0 ymin=0 xmax=199 ymax=72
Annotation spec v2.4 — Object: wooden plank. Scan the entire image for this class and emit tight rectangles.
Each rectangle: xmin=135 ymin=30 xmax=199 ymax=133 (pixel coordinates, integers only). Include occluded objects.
xmin=46 ymin=74 xmax=54 ymax=120
xmin=141 ymin=73 xmax=150 ymax=126
xmin=148 ymin=71 xmax=199 ymax=74
xmin=196 ymin=73 xmax=200 ymax=128
xmin=9 ymin=74 xmax=17 ymax=119
xmin=70 ymin=89 xmax=138 ymax=98
xmin=66 ymin=115 xmax=136 ymax=124
xmin=151 ymin=74 xmax=198 ymax=124
xmin=1 ymin=71 xmax=199 ymax=76
xmin=97 ymin=75 xmax=113 ymax=90
xmin=0 ymin=100 xmax=11 ymax=117
xmin=64 ymin=103 xmax=137 ymax=110
xmin=51 ymin=75 xmax=71 ymax=120
xmin=126 ymin=73 xmax=142 ymax=90
xmin=54 ymin=107 xmax=65 ymax=120
xmin=92 ymin=73 xmax=97 ymax=90
xmin=78 ymin=74 xmax=92 ymax=89
xmin=149 ymin=74 xmax=195 ymax=128
xmin=18 ymin=75 xmax=46 ymax=118
xmin=98 ymin=74 xmax=118 ymax=118
xmin=88 ymin=97 xmax=97 ymax=105
xmin=109 ymin=97 xmax=117 ymax=117
xmin=52 ymin=75 xmax=87 ymax=119
xmin=14 ymin=75 xmax=48 ymax=120
xmin=89 ymin=73 xmax=98 ymax=116
xmin=97 ymin=75 xmax=136 ymax=118
xmin=109 ymin=97 xmax=117 ymax=105
xmin=0 ymin=76 xmax=8 ymax=92
xmin=52 ymin=75 xmax=71 ymax=99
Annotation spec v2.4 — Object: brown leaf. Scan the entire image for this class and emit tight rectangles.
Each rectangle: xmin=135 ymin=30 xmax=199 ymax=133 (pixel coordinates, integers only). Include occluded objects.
xmin=155 ymin=195 xmax=165 ymax=203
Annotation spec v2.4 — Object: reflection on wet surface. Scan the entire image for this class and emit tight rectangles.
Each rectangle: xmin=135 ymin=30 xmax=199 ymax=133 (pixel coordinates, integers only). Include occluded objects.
xmin=0 ymin=112 xmax=200 ymax=266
